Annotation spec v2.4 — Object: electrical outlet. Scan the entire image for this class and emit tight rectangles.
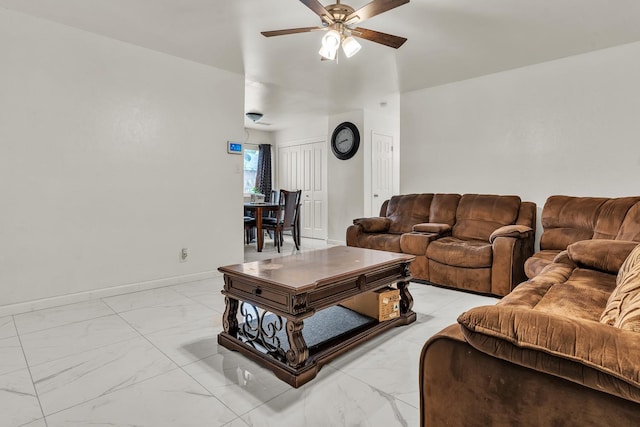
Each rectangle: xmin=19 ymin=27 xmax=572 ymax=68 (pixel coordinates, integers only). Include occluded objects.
xmin=180 ymin=248 xmax=188 ymax=262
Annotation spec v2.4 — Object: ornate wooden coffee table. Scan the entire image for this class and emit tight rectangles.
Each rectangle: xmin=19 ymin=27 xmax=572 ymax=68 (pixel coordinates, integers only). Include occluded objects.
xmin=217 ymin=246 xmax=416 ymax=387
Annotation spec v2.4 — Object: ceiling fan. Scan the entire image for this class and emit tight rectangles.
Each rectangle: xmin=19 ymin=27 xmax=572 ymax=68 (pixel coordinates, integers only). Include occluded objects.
xmin=261 ymin=0 xmax=409 ymax=61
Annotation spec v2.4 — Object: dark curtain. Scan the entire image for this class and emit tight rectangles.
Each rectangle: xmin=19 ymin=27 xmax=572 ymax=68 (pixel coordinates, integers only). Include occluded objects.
xmin=255 ymin=144 xmax=272 ymax=201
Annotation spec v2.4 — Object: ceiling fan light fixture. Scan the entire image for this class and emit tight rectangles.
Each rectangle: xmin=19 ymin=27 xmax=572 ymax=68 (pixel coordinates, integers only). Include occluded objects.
xmin=245 ymin=112 xmax=264 ymax=122
xmin=319 ymin=44 xmax=337 ymax=60
xmin=321 ymin=30 xmax=341 ymax=50
xmin=341 ymin=36 xmax=361 ymax=58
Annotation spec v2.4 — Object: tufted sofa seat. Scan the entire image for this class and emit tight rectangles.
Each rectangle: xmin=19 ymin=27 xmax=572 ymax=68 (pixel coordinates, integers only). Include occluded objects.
xmin=346 ymin=193 xmax=536 ymax=296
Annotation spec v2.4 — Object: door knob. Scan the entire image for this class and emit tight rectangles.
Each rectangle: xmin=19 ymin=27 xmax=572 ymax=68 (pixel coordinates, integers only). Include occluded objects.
xmin=374 ymin=194 xmax=379 ymax=197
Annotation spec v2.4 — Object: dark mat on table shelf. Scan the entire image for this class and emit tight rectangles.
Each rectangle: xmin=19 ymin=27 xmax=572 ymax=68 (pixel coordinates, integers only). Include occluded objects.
xmin=241 ymin=305 xmax=376 ymax=352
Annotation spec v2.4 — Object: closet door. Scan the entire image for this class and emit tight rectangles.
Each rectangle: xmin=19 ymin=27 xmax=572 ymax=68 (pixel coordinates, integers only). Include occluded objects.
xmin=300 ymin=142 xmax=326 ymax=239
xmin=278 ymin=145 xmax=300 ymax=192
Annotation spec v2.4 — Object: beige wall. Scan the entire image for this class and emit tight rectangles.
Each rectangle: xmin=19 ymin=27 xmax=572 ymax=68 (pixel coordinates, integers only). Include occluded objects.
xmin=0 ymin=10 xmax=245 ymax=310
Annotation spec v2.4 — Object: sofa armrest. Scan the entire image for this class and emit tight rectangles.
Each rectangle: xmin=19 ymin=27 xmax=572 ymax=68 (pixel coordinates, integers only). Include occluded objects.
xmin=352 ymin=217 xmax=391 ymax=233
xmin=458 ymin=305 xmax=640 ymax=402
xmin=489 ymin=224 xmax=533 ymax=243
xmin=567 ymin=240 xmax=639 ymax=274
xmin=400 ymin=232 xmax=440 ymax=256
xmin=412 ymin=222 xmax=451 ymax=234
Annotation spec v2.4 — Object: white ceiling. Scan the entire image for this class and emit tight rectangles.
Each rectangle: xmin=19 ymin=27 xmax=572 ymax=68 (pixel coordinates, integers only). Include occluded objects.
xmin=4 ymin=0 xmax=640 ymax=131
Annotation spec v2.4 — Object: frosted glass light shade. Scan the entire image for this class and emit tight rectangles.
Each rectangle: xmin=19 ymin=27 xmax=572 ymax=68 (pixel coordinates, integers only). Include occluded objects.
xmin=322 ymin=30 xmax=341 ymax=49
xmin=319 ymin=44 xmax=337 ymax=60
xmin=341 ymin=36 xmax=361 ymax=58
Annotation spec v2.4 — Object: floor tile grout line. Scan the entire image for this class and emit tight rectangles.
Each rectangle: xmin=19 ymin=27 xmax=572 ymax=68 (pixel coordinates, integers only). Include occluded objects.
xmin=14 ymin=319 xmax=50 ymax=427
xmin=106 ymin=301 xmax=244 ymax=421
xmin=15 ymin=312 xmax=117 ymax=338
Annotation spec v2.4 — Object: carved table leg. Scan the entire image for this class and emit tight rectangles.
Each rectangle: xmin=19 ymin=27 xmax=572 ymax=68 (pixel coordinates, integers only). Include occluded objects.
xmin=223 ymin=296 xmax=239 ymax=337
xmin=397 ymin=280 xmax=417 ymax=324
xmin=285 ymin=319 xmax=309 ymax=368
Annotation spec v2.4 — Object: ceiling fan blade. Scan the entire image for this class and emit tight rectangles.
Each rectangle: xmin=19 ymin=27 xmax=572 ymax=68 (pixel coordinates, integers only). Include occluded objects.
xmin=299 ymin=0 xmax=334 ymax=24
xmin=346 ymin=0 xmax=410 ymax=25
xmin=353 ymin=27 xmax=407 ymax=49
xmin=261 ymin=27 xmax=321 ymax=37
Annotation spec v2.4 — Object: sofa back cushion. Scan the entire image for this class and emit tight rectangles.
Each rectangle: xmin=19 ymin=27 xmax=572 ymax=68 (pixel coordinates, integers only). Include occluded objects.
xmin=429 ymin=193 xmax=461 ymax=225
xmin=386 ymin=194 xmax=434 ymax=234
xmin=539 ymin=196 xmax=607 ymax=250
xmin=452 ymin=194 xmax=521 ymax=241
xmin=593 ymin=197 xmax=640 ymax=239
xmin=616 ymin=203 xmax=640 ymax=242
xmin=601 ymin=244 xmax=640 ymax=331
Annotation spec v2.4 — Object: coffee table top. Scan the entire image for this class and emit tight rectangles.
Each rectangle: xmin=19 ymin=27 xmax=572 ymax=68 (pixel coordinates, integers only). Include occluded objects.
xmin=218 ymin=246 xmax=414 ymax=292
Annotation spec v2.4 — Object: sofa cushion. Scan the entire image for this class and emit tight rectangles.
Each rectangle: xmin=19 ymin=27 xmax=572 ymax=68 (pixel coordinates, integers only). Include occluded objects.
xmin=567 ymin=240 xmax=639 ymax=274
xmin=429 ymin=193 xmax=461 ymax=225
xmin=458 ymin=304 xmax=640 ymax=403
xmin=524 ymin=250 xmax=561 ymax=278
xmin=539 ymin=196 xmax=606 ymax=250
xmin=412 ymin=223 xmax=451 ymax=234
xmin=352 ymin=233 xmax=402 ymax=253
xmin=427 ymin=237 xmax=493 ymax=268
xmin=452 ymin=194 xmax=521 ymax=241
xmin=352 ymin=217 xmax=391 ymax=233
xmin=593 ymin=197 xmax=640 ymax=239
xmin=386 ymin=194 xmax=433 ymax=234
xmin=601 ymin=244 xmax=640 ymax=330
xmin=617 ymin=203 xmax=640 ymax=241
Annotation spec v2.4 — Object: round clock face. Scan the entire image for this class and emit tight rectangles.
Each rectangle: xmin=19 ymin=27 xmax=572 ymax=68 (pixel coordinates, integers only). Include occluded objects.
xmin=331 ymin=122 xmax=360 ymax=160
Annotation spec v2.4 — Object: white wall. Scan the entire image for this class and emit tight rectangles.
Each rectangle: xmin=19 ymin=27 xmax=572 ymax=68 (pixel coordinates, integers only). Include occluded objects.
xmin=401 ymin=40 xmax=640 ymax=222
xmin=327 ymin=111 xmax=365 ymax=243
xmin=245 ymin=128 xmax=275 ymax=147
xmin=0 ymin=10 xmax=245 ymax=311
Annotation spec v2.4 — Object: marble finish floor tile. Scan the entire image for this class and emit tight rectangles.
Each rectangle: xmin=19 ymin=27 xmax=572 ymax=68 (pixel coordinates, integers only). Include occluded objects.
xmin=20 ymin=314 xmax=139 ymax=366
xmin=240 ymin=366 xmax=419 ymax=427
xmin=0 ymin=369 xmax=42 ymax=427
xmin=18 ymin=419 xmax=47 ymax=427
xmin=182 ymin=348 xmax=291 ymax=415
xmin=117 ymin=300 xmax=216 ymax=335
xmin=0 ymin=315 xmax=17 ymax=339
xmin=45 ymin=368 xmax=237 ymax=427
xmin=171 ymin=278 xmax=227 ymax=313
xmin=13 ymin=300 xmax=115 ymax=335
xmin=145 ymin=315 xmax=223 ymax=366
xmin=102 ymin=286 xmax=197 ymax=313
xmin=329 ymin=333 xmax=424 ymax=409
xmin=0 ymin=335 xmax=27 ymax=376
xmin=0 ymin=249 xmax=497 ymax=427
xmin=32 ymin=336 xmax=177 ymax=415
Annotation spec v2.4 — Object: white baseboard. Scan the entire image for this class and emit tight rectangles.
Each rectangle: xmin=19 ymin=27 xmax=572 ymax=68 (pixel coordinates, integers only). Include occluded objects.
xmin=0 ymin=270 xmax=222 ymax=317
xmin=327 ymin=239 xmax=346 ymax=246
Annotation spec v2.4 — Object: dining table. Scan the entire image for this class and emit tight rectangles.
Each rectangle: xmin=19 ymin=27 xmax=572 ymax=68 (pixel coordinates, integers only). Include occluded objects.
xmin=244 ymin=202 xmax=281 ymax=252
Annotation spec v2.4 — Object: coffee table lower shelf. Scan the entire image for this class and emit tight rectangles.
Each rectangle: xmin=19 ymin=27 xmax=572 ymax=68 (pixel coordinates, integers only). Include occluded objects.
xmin=218 ymin=304 xmax=416 ymax=388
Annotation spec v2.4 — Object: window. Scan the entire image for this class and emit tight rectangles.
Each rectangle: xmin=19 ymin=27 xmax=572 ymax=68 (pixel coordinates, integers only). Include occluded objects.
xmin=243 ymin=146 xmax=259 ymax=193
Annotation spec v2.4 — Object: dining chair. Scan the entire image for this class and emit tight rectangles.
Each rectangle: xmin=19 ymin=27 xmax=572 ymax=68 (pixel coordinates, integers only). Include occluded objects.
xmin=262 ymin=189 xmax=302 ymax=252
xmin=244 ymin=216 xmax=256 ymax=244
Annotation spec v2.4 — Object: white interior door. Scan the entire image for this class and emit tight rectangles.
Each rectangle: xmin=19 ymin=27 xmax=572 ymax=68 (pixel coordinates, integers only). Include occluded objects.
xmin=279 ymin=141 xmax=326 ymax=240
xmin=278 ymin=145 xmax=300 ymax=192
xmin=371 ymin=132 xmax=394 ymax=215
xmin=300 ymin=142 xmax=326 ymax=239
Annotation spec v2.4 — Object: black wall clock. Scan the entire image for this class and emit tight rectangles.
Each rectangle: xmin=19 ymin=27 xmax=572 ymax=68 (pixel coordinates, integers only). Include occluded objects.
xmin=331 ymin=122 xmax=360 ymax=160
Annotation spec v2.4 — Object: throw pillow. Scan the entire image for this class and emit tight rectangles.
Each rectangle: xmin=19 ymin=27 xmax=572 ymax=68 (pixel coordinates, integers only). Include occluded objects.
xmin=600 ymin=243 xmax=640 ymax=327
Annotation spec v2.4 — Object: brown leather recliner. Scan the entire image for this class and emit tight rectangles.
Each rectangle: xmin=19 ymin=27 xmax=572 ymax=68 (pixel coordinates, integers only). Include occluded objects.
xmin=421 ymin=240 xmax=640 ymax=426
xmin=525 ymin=195 xmax=640 ymax=278
xmin=346 ymin=193 xmax=536 ymax=296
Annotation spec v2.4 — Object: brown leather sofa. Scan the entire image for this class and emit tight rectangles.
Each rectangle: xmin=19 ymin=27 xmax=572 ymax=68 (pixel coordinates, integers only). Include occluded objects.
xmin=346 ymin=193 xmax=536 ymax=296
xmin=420 ymin=240 xmax=640 ymax=426
xmin=525 ymin=195 xmax=640 ymax=278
